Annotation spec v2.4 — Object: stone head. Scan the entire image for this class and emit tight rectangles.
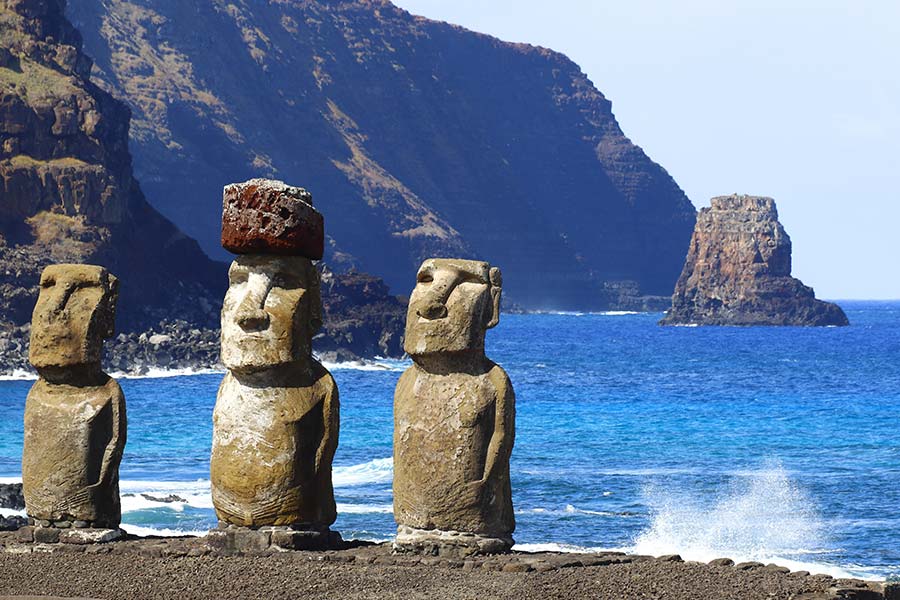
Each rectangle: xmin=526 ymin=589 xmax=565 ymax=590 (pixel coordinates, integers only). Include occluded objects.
xmin=29 ymin=264 xmax=118 ymax=370
xmin=404 ymin=258 xmax=502 ymax=357
xmin=220 ymin=254 xmax=322 ymax=372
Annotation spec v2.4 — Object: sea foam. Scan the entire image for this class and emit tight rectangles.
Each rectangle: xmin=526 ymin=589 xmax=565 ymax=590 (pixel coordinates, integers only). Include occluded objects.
xmin=0 ymin=369 xmax=36 ymax=381
xmin=629 ymin=459 xmax=876 ymax=579
xmin=333 ymin=457 xmax=393 ymax=487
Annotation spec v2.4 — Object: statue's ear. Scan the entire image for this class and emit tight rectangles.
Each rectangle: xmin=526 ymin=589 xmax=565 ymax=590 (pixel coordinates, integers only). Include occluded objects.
xmin=485 ymin=267 xmax=502 ymax=329
xmin=103 ymin=272 xmax=119 ymax=338
xmin=309 ymin=263 xmax=323 ymax=333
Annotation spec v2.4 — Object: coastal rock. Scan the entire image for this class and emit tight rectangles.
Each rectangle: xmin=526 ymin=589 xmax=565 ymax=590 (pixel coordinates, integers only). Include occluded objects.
xmin=211 ymin=183 xmax=339 ymax=535
xmin=0 ymin=483 xmax=24 ymax=510
xmin=660 ymin=195 xmax=849 ymax=326
xmin=317 ymin=267 xmax=406 ymax=361
xmin=69 ymin=0 xmax=697 ymax=310
xmin=394 ymin=259 xmax=515 ymax=554
xmin=0 ymin=515 xmax=27 ymax=531
xmin=23 ymin=264 xmax=126 ymax=529
xmin=221 ymin=179 xmax=324 ymax=259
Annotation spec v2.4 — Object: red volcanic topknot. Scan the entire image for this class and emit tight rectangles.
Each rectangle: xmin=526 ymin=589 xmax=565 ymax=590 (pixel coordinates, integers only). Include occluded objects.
xmin=221 ymin=179 xmax=324 ymax=259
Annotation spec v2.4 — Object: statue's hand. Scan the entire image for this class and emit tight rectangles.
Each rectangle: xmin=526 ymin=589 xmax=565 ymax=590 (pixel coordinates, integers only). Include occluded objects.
xmin=55 ymin=485 xmax=96 ymax=513
xmin=461 ymin=480 xmax=485 ymax=509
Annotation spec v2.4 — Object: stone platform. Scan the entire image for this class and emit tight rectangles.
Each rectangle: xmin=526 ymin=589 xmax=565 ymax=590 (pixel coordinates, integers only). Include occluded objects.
xmin=393 ymin=525 xmax=513 ymax=557
xmin=206 ymin=524 xmax=343 ymax=555
xmin=16 ymin=526 xmax=124 ymax=545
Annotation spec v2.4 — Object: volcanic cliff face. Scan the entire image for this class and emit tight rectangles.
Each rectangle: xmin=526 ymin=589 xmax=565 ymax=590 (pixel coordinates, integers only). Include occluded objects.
xmin=0 ymin=0 xmax=222 ymax=332
xmin=660 ymin=195 xmax=848 ymax=327
xmin=0 ymin=0 xmax=407 ymax=370
xmin=68 ymin=0 xmax=696 ymax=310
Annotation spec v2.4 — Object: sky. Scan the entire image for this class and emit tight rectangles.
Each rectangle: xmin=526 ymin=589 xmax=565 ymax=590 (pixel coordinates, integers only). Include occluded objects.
xmin=392 ymin=0 xmax=900 ymax=299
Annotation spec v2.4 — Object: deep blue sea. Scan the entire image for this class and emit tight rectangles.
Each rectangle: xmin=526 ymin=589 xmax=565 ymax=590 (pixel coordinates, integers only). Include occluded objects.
xmin=2 ymin=302 xmax=899 ymax=580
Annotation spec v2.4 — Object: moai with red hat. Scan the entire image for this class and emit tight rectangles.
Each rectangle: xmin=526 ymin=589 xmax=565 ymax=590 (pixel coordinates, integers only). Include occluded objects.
xmin=209 ymin=179 xmax=340 ymax=553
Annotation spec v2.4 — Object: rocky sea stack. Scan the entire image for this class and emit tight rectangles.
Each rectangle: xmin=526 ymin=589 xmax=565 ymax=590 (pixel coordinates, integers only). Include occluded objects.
xmin=660 ymin=195 xmax=848 ymax=327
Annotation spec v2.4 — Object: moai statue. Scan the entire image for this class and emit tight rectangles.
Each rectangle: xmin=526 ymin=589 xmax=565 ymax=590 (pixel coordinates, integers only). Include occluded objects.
xmin=209 ymin=179 xmax=340 ymax=551
xmin=22 ymin=264 xmax=126 ymax=542
xmin=393 ymin=258 xmax=515 ymax=555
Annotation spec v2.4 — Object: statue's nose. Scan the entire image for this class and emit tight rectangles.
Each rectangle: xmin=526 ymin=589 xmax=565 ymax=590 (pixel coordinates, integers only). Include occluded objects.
xmin=417 ymin=302 xmax=448 ymax=320
xmin=235 ymin=274 xmax=271 ymax=331
xmin=237 ymin=308 xmax=270 ymax=332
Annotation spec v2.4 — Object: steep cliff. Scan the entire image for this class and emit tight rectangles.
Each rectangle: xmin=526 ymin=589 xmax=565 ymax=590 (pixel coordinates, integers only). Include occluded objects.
xmin=0 ymin=0 xmax=222 ymax=332
xmin=660 ymin=195 xmax=848 ymax=327
xmin=68 ymin=0 xmax=696 ymax=310
xmin=0 ymin=0 xmax=407 ymax=370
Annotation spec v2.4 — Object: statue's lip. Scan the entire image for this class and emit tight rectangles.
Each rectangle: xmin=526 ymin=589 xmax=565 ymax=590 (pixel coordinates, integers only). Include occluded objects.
xmin=415 ymin=316 xmax=448 ymax=324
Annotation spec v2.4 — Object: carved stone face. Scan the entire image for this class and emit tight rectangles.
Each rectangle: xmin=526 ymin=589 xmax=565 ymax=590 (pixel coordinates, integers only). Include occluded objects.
xmin=29 ymin=264 xmax=118 ymax=370
xmin=404 ymin=259 xmax=502 ymax=357
xmin=221 ymin=255 xmax=321 ymax=372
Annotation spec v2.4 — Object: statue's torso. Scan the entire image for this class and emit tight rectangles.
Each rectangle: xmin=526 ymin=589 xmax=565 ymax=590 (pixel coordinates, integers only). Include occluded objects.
xmin=210 ymin=366 xmax=336 ymax=526
xmin=394 ymin=365 xmax=507 ymax=533
xmin=22 ymin=377 xmax=124 ymax=523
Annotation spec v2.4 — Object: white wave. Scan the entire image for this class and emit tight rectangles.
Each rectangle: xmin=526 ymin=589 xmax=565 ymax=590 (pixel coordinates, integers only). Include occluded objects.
xmin=0 ymin=369 xmax=36 ymax=381
xmin=320 ymin=357 xmax=410 ymax=372
xmin=333 ymin=457 xmax=393 ymax=487
xmin=111 ymin=367 xmax=224 ymax=380
xmin=526 ymin=310 xmax=644 ymax=317
xmin=629 ymin=459 xmax=881 ymax=580
xmin=0 ymin=477 xmax=21 ymax=484
xmin=121 ymin=523 xmax=207 ymax=538
xmin=336 ymin=503 xmax=393 ymax=514
xmin=110 ymin=459 xmax=392 ymax=515
xmin=119 ymin=479 xmax=213 ymax=513
xmin=516 ymin=504 xmax=632 ymax=518
xmin=0 ymin=507 xmax=25 ymax=518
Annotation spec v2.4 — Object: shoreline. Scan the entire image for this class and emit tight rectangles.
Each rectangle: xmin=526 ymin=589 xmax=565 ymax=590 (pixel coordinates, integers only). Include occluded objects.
xmin=0 ymin=508 xmax=883 ymax=583
xmin=0 ymin=532 xmax=890 ymax=600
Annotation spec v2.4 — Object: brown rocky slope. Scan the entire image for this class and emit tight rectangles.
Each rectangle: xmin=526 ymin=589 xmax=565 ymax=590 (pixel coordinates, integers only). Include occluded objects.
xmin=0 ymin=0 xmax=406 ymax=372
xmin=68 ymin=0 xmax=697 ymax=310
xmin=660 ymin=195 xmax=848 ymax=327
xmin=0 ymin=0 xmax=222 ymax=332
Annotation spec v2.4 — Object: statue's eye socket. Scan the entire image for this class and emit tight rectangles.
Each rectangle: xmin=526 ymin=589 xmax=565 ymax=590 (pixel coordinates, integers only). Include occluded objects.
xmin=41 ymin=279 xmax=56 ymax=288
xmin=229 ymin=270 xmax=248 ymax=284
xmin=417 ymin=273 xmax=433 ymax=284
xmin=271 ymin=275 xmax=302 ymax=289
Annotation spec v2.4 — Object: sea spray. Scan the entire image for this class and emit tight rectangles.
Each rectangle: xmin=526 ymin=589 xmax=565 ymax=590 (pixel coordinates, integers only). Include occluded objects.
xmin=631 ymin=459 xmax=835 ymax=570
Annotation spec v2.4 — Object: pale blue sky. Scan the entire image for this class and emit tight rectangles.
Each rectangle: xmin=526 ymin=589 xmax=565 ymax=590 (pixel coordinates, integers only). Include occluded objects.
xmin=393 ymin=0 xmax=900 ymax=299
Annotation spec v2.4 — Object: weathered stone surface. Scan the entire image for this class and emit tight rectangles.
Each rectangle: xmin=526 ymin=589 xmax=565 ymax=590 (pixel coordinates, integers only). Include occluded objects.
xmin=394 ymin=259 xmax=514 ymax=554
xmin=58 ymin=528 xmax=123 ymax=544
xmin=221 ymin=179 xmax=324 ymax=259
xmin=211 ymin=231 xmax=338 ymax=529
xmin=661 ymin=195 xmax=849 ymax=327
xmin=393 ymin=526 xmax=513 ymax=558
xmin=205 ymin=525 xmax=342 ymax=555
xmin=28 ymin=265 xmax=118 ymax=370
xmin=23 ymin=265 xmax=125 ymax=529
xmin=33 ymin=527 xmax=60 ymax=544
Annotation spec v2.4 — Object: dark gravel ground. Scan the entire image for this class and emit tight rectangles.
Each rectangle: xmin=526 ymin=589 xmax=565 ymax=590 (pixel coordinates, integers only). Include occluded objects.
xmin=0 ymin=534 xmax=887 ymax=600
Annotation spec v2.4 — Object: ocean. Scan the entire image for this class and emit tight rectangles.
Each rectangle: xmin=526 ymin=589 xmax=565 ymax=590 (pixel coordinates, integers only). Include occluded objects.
xmin=2 ymin=302 xmax=899 ymax=580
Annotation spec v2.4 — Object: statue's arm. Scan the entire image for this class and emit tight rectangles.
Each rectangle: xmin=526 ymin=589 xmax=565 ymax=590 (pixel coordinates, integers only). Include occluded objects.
xmin=481 ymin=366 xmax=515 ymax=483
xmin=315 ymin=372 xmax=340 ymax=478
xmin=93 ymin=383 xmax=127 ymax=488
